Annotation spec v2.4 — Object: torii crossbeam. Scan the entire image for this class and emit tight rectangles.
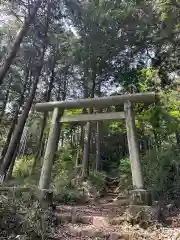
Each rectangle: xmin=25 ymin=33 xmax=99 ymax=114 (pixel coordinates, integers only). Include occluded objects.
xmin=35 ymin=92 xmax=156 ymax=112
xmin=35 ymin=92 xmax=157 ymax=205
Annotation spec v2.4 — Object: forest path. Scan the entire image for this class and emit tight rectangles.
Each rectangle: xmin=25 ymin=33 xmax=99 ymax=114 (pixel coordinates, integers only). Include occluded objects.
xmin=53 ymin=180 xmax=180 ymax=239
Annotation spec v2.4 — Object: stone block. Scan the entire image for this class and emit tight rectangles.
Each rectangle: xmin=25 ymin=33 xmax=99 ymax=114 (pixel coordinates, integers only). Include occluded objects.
xmin=110 ymin=216 xmax=127 ymax=225
xmin=93 ymin=216 xmax=109 ymax=228
xmin=130 ymin=189 xmax=152 ymax=206
xmin=128 ymin=204 xmax=161 ymax=228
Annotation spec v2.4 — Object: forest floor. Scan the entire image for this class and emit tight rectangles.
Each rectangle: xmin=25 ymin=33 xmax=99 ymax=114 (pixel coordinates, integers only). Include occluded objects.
xmin=53 ymin=185 xmax=180 ymax=240
xmin=53 ymin=200 xmax=180 ymax=240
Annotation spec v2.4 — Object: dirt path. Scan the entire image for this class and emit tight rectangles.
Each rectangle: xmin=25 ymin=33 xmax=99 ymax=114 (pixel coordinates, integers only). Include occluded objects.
xmin=53 ymin=183 xmax=180 ymax=239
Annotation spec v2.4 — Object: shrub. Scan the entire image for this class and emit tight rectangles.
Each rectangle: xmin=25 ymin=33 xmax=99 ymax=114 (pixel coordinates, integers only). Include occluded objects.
xmin=142 ymin=146 xmax=180 ymax=197
xmin=51 ymin=147 xmax=76 ymax=190
xmin=13 ymin=156 xmax=34 ymax=178
xmin=0 ymin=194 xmax=53 ymax=240
xmin=119 ymin=146 xmax=180 ymax=198
xmin=87 ymin=171 xmax=106 ymax=194
xmin=54 ymin=187 xmax=83 ymax=205
xmin=119 ymin=158 xmax=132 ymax=190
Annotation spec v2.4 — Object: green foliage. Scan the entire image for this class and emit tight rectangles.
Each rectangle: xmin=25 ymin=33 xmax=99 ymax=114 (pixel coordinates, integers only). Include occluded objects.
xmin=51 ymin=147 xmax=76 ymax=190
xmin=87 ymin=171 xmax=106 ymax=193
xmin=142 ymin=146 xmax=180 ymax=195
xmin=119 ymin=146 xmax=180 ymax=198
xmin=119 ymin=158 xmax=133 ymax=190
xmin=0 ymin=193 xmax=53 ymax=240
xmin=13 ymin=156 xmax=33 ymax=178
xmin=54 ymin=188 xmax=83 ymax=205
xmin=119 ymin=68 xmax=156 ymax=93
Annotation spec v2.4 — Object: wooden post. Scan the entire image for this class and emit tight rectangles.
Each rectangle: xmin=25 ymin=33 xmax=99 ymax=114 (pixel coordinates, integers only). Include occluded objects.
xmin=124 ymin=101 xmax=143 ymax=189
xmin=38 ymin=108 xmax=61 ymax=194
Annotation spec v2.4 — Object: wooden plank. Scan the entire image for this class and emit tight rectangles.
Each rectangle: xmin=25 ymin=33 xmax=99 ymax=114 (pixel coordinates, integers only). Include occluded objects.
xmin=35 ymin=92 xmax=157 ymax=112
xmin=60 ymin=112 xmax=125 ymax=123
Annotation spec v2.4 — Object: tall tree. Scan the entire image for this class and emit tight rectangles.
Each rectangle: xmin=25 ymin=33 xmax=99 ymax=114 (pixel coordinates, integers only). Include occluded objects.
xmin=0 ymin=0 xmax=42 ymax=85
xmin=0 ymin=0 xmax=52 ymax=181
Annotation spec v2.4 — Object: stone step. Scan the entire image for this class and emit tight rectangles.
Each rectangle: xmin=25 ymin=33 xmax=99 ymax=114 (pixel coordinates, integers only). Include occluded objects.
xmin=66 ymin=223 xmax=130 ymax=239
xmin=106 ymin=186 xmax=119 ymax=191
xmin=56 ymin=213 xmax=72 ymax=223
xmin=113 ymin=198 xmax=130 ymax=206
xmin=99 ymin=196 xmax=118 ymax=203
xmin=109 ymin=216 xmax=128 ymax=225
xmin=100 ymin=202 xmax=122 ymax=208
xmin=56 ymin=213 xmax=127 ymax=225
xmin=56 ymin=213 xmax=126 ymax=225
xmin=106 ymin=192 xmax=119 ymax=196
xmin=56 ymin=205 xmax=106 ymax=217
xmin=56 ymin=213 xmax=93 ymax=224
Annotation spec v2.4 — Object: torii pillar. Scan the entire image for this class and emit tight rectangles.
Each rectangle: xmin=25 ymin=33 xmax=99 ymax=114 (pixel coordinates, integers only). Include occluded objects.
xmin=124 ymin=101 xmax=152 ymax=206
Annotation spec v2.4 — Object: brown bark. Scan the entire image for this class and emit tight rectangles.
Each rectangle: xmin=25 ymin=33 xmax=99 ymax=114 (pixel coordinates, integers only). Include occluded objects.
xmin=95 ymin=85 xmax=102 ymax=171
xmin=0 ymin=0 xmax=42 ymax=85
xmin=53 ymin=78 xmax=68 ymax=154
xmin=176 ymin=131 xmax=180 ymax=146
xmin=82 ymin=73 xmax=96 ymax=178
xmin=0 ymin=48 xmax=46 ymax=182
xmin=0 ymin=76 xmax=12 ymax=124
xmin=82 ymin=121 xmax=91 ymax=178
xmin=0 ymin=68 xmax=30 ymax=164
xmin=3 ymin=1 xmax=52 ymax=179
xmin=5 ymin=144 xmax=20 ymax=181
xmin=95 ymin=121 xmax=102 ymax=171
xmin=31 ymin=59 xmax=56 ymax=173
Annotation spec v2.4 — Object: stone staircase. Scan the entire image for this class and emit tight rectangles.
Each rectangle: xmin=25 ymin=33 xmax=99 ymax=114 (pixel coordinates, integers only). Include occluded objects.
xmin=53 ymin=178 xmax=131 ymax=239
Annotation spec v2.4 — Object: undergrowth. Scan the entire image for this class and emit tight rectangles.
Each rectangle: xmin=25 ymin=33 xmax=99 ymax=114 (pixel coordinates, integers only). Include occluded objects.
xmin=0 ymin=191 xmax=55 ymax=240
xmin=9 ymin=143 xmax=180 ymax=205
xmin=119 ymin=146 xmax=180 ymax=199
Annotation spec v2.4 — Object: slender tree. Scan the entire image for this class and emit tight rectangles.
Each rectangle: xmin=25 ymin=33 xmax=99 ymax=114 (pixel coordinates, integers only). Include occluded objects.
xmin=0 ymin=67 xmax=30 ymax=163
xmin=0 ymin=75 xmax=12 ymax=124
xmin=0 ymin=0 xmax=42 ymax=85
xmin=31 ymin=55 xmax=57 ymax=172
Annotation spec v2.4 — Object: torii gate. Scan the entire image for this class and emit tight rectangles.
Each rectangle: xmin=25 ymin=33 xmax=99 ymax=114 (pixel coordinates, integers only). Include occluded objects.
xmin=35 ymin=92 xmax=157 ymax=204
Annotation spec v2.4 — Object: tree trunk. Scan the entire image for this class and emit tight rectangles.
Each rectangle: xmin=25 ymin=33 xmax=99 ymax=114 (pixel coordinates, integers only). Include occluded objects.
xmin=0 ymin=1 xmax=51 ymax=179
xmin=176 ymin=131 xmax=180 ymax=147
xmin=61 ymin=133 xmax=64 ymax=147
xmin=0 ymin=68 xmax=30 ymax=163
xmin=81 ymin=88 xmax=89 ymax=178
xmin=53 ymin=77 xmax=67 ymax=154
xmin=95 ymin=121 xmax=102 ymax=171
xmin=5 ymin=144 xmax=20 ymax=181
xmin=82 ymin=121 xmax=91 ymax=178
xmin=95 ymin=84 xmax=102 ymax=171
xmin=80 ymin=124 xmax=85 ymax=149
xmin=82 ymin=73 xmax=96 ymax=178
xmin=0 ymin=52 xmax=45 ymax=182
xmin=0 ymin=118 xmax=17 ymax=164
xmin=0 ymin=0 xmax=42 ymax=85
xmin=31 ymin=59 xmax=56 ymax=173
xmin=153 ymin=130 xmax=160 ymax=150
xmin=0 ymin=77 xmax=12 ymax=124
